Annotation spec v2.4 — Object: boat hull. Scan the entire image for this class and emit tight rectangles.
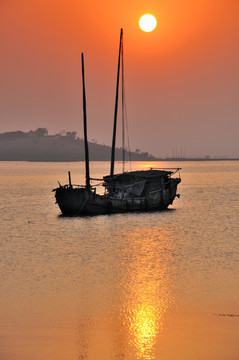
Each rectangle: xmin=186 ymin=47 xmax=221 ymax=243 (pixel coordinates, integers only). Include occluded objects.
xmin=54 ymin=187 xmax=111 ymax=216
xmin=53 ymin=177 xmax=181 ymax=216
xmin=54 ymin=187 xmax=89 ymax=216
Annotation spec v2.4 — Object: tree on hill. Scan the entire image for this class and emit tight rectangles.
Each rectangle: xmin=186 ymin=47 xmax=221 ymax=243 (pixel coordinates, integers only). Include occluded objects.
xmin=34 ymin=128 xmax=48 ymax=137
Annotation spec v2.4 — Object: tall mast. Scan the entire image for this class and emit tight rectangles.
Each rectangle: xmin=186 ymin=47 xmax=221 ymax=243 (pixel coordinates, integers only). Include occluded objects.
xmin=121 ymin=32 xmax=125 ymax=173
xmin=81 ymin=53 xmax=90 ymax=189
xmin=110 ymin=28 xmax=123 ymax=177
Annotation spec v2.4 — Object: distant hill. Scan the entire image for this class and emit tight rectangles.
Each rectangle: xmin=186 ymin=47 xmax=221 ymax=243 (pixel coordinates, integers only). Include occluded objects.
xmin=0 ymin=128 xmax=156 ymax=162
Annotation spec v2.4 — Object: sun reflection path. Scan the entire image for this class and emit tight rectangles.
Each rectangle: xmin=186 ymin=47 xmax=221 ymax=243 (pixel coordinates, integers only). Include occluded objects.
xmin=132 ymin=304 xmax=159 ymax=359
xmin=119 ymin=228 xmax=175 ymax=360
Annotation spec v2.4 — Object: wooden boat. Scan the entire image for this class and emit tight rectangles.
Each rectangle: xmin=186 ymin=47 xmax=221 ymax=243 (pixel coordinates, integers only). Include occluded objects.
xmin=53 ymin=29 xmax=181 ymax=216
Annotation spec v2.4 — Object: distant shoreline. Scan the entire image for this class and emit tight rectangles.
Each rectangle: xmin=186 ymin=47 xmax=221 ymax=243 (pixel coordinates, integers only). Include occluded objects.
xmin=0 ymin=129 xmax=238 ymax=162
xmin=1 ymin=158 xmax=238 ymax=162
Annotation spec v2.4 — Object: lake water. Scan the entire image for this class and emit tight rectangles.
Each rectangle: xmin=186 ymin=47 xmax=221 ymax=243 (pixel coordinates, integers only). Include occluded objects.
xmin=0 ymin=161 xmax=239 ymax=360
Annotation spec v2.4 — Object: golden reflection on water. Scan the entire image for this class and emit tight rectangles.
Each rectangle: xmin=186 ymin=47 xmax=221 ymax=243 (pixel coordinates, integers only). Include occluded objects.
xmin=130 ymin=303 xmax=159 ymax=360
xmin=119 ymin=227 xmax=174 ymax=359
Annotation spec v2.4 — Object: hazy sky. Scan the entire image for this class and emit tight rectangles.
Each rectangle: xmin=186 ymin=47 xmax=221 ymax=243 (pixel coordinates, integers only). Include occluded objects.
xmin=0 ymin=0 xmax=238 ymax=157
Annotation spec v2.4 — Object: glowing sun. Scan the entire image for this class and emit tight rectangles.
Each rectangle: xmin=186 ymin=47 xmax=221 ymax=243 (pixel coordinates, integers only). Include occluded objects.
xmin=139 ymin=14 xmax=157 ymax=32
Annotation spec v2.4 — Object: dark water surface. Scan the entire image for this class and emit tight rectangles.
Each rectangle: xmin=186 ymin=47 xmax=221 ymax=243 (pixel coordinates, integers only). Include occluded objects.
xmin=0 ymin=161 xmax=239 ymax=360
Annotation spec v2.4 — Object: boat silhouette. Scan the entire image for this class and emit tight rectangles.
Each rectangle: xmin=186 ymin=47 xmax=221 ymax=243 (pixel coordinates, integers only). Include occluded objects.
xmin=53 ymin=29 xmax=181 ymax=216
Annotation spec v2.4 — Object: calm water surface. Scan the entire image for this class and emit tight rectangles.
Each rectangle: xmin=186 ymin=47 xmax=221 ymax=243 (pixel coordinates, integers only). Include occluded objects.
xmin=0 ymin=161 xmax=239 ymax=360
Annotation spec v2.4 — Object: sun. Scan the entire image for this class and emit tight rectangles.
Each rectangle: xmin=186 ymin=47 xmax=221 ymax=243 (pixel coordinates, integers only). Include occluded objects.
xmin=139 ymin=14 xmax=157 ymax=32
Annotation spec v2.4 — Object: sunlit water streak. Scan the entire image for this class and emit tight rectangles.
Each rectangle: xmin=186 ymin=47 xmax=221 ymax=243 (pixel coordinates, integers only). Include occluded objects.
xmin=0 ymin=161 xmax=239 ymax=360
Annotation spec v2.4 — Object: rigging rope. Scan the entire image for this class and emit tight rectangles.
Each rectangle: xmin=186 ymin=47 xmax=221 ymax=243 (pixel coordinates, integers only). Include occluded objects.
xmin=121 ymin=34 xmax=132 ymax=172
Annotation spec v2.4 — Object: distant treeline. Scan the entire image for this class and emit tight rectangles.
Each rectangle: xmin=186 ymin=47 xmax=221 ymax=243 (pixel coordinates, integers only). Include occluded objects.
xmin=0 ymin=128 xmax=156 ymax=162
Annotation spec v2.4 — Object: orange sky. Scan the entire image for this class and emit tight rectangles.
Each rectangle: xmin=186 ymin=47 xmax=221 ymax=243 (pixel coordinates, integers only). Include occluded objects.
xmin=0 ymin=0 xmax=238 ymax=157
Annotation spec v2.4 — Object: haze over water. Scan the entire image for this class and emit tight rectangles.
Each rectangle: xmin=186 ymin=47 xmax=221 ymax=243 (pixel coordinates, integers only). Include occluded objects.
xmin=0 ymin=161 xmax=239 ymax=360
